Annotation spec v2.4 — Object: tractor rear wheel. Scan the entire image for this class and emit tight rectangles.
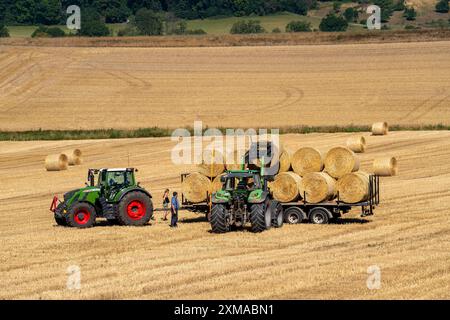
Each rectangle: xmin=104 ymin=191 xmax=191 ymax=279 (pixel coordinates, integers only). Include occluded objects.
xmin=270 ymin=201 xmax=284 ymax=228
xmin=210 ymin=204 xmax=229 ymax=233
xmin=66 ymin=202 xmax=96 ymax=228
xmin=250 ymin=201 xmax=271 ymax=233
xmin=117 ymin=192 xmax=153 ymax=226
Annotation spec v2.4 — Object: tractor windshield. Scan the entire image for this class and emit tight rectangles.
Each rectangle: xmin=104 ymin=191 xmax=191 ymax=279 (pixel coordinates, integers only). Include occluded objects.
xmin=98 ymin=170 xmax=134 ymax=187
xmin=224 ymin=174 xmax=261 ymax=191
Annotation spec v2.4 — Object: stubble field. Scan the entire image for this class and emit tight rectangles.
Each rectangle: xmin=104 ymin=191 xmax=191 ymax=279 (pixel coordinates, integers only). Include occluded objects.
xmin=1 ymin=41 xmax=450 ymax=131
xmin=1 ymin=131 xmax=449 ymax=299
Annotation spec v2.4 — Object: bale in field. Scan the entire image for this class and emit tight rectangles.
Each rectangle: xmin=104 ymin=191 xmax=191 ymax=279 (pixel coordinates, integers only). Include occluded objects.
xmin=62 ymin=149 xmax=82 ymax=165
xmin=291 ymin=147 xmax=324 ymax=176
xmin=45 ymin=154 xmax=69 ymax=171
xmin=269 ymin=171 xmax=302 ymax=203
xmin=181 ymin=172 xmax=211 ymax=203
xmin=346 ymin=136 xmax=366 ymax=153
xmin=324 ymin=146 xmax=360 ymax=179
xmin=299 ymin=172 xmax=336 ymax=203
xmin=373 ymin=157 xmax=398 ymax=176
xmin=372 ymin=122 xmax=388 ymax=135
xmin=337 ymin=171 xmax=370 ymax=203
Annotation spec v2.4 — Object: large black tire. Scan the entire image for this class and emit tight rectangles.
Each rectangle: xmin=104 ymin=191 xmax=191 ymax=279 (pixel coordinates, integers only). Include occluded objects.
xmin=283 ymin=207 xmax=306 ymax=224
xmin=117 ymin=191 xmax=153 ymax=226
xmin=270 ymin=201 xmax=284 ymax=228
xmin=66 ymin=202 xmax=96 ymax=228
xmin=250 ymin=201 xmax=271 ymax=233
xmin=54 ymin=203 xmax=67 ymax=226
xmin=309 ymin=207 xmax=331 ymax=225
xmin=210 ymin=204 xmax=229 ymax=233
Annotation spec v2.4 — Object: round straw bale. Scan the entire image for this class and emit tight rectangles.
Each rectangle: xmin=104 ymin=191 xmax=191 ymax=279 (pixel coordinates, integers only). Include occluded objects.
xmin=371 ymin=122 xmax=388 ymax=135
xmin=324 ymin=146 xmax=360 ymax=179
xmin=269 ymin=172 xmax=302 ymax=203
xmin=299 ymin=172 xmax=336 ymax=203
xmin=62 ymin=149 xmax=82 ymax=165
xmin=45 ymin=154 xmax=69 ymax=171
xmin=373 ymin=157 xmax=398 ymax=176
xmin=197 ymin=162 xmax=224 ymax=177
xmin=337 ymin=171 xmax=370 ymax=203
xmin=181 ymin=172 xmax=211 ymax=203
xmin=278 ymin=149 xmax=292 ymax=173
xmin=225 ymin=150 xmax=245 ymax=171
xmin=291 ymin=147 xmax=324 ymax=176
xmin=211 ymin=173 xmax=225 ymax=193
xmin=346 ymin=136 xmax=366 ymax=153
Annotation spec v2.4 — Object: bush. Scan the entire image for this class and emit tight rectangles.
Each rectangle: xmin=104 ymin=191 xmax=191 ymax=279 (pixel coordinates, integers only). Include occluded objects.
xmin=285 ymin=20 xmax=312 ymax=32
xmin=230 ymin=20 xmax=266 ymax=34
xmin=31 ymin=26 xmax=65 ymax=38
xmin=272 ymin=27 xmax=281 ymax=33
xmin=79 ymin=9 xmax=110 ymax=37
xmin=185 ymin=29 xmax=207 ymax=35
xmin=135 ymin=8 xmax=164 ymax=35
xmin=0 ymin=24 xmax=9 ymax=38
xmin=319 ymin=14 xmax=348 ymax=32
xmin=436 ymin=0 xmax=449 ymax=13
xmin=343 ymin=7 xmax=359 ymax=23
xmin=404 ymin=7 xmax=417 ymax=21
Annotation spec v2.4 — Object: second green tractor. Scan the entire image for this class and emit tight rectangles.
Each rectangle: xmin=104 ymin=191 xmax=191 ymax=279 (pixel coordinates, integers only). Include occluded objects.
xmin=210 ymin=168 xmax=283 ymax=233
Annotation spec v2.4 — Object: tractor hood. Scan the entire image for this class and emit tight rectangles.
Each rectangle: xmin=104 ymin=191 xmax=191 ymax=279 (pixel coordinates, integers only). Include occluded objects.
xmin=63 ymin=186 xmax=100 ymax=202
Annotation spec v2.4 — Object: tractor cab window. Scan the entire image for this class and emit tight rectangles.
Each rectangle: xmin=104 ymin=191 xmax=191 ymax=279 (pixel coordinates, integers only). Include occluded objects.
xmin=105 ymin=171 xmax=133 ymax=187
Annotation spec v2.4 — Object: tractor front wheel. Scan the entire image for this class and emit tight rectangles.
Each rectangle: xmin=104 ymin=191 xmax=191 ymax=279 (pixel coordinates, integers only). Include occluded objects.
xmin=117 ymin=192 xmax=153 ymax=226
xmin=66 ymin=202 xmax=96 ymax=228
xmin=210 ymin=204 xmax=229 ymax=233
xmin=250 ymin=201 xmax=271 ymax=233
xmin=54 ymin=203 xmax=67 ymax=226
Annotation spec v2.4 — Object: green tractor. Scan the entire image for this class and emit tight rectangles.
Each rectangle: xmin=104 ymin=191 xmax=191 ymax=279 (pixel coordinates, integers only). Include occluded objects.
xmin=50 ymin=168 xmax=153 ymax=228
xmin=210 ymin=168 xmax=283 ymax=233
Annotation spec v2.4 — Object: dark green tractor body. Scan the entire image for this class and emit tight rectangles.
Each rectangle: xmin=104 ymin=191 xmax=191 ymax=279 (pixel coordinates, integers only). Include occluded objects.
xmin=51 ymin=168 xmax=153 ymax=228
xmin=210 ymin=169 xmax=283 ymax=233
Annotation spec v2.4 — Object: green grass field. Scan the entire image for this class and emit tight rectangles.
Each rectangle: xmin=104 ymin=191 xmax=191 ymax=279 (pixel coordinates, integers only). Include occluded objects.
xmin=6 ymin=11 xmax=364 ymax=38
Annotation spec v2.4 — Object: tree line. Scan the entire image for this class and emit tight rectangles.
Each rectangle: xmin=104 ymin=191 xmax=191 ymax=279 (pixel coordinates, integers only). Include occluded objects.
xmin=0 ymin=0 xmax=317 ymax=25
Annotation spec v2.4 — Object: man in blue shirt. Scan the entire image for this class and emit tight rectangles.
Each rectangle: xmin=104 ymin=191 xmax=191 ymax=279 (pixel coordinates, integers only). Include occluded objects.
xmin=170 ymin=191 xmax=179 ymax=228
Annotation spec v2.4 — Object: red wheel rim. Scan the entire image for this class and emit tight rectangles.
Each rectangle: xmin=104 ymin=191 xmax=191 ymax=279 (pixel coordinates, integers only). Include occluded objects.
xmin=127 ymin=200 xmax=146 ymax=220
xmin=74 ymin=210 xmax=91 ymax=225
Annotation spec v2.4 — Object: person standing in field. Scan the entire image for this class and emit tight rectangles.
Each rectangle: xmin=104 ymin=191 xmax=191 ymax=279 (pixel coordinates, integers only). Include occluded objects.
xmin=162 ymin=189 xmax=170 ymax=221
xmin=170 ymin=192 xmax=179 ymax=228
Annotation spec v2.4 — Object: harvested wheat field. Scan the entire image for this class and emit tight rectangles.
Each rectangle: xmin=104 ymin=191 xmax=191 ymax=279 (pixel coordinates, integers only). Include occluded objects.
xmin=1 ymin=131 xmax=449 ymax=299
xmin=1 ymin=41 xmax=450 ymax=131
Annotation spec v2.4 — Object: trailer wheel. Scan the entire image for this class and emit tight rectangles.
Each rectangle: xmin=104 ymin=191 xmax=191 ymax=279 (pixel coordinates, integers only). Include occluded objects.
xmin=309 ymin=207 xmax=330 ymax=225
xmin=270 ymin=201 xmax=284 ymax=228
xmin=284 ymin=207 xmax=305 ymax=224
xmin=210 ymin=204 xmax=229 ymax=233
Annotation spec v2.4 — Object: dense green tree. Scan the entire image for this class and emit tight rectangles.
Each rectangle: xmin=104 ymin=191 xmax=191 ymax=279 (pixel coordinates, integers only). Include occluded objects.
xmin=35 ymin=0 xmax=62 ymax=24
xmin=285 ymin=20 xmax=311 ymax=32
xmin=343 ymin=7 xmax=358 ymax=23
xmin=435 ymin=0 xmax=449 ymax=13
xmin=135 ymin=8 xmax=164 ymax=35
xmin=78 ymin=7 xmax=110 ymax=36
xmin=319 ymin=13 xmax=348 ymax=31
xmin=230 ymin=19 xmax=265 ymax=33
xmin=0 ymin=24 xmax=10 ymax=37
